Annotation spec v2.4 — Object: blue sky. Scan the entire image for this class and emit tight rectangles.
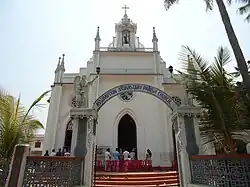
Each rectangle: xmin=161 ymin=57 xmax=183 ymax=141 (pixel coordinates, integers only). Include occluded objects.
xmin=0 ymin=0 xmax=249 ymax=129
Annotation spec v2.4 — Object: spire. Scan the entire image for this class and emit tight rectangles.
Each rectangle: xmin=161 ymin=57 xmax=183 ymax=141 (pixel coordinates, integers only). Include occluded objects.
xmin=55 ymin=57 xmax=61 ymax=73
xmin=152 ymin=27 xmax=158 ymax=52
xmin=95 ymin=26 xmax=101 ymax=41
xmin=187 ymin=55 xmax=196 ymax=79
xmin=152 ymin=27 xmax=158 ymax=42
xmin=95 ymin=26 xmax=101 ymax=51
xmin=60 ymin=54 xmax=65 ymax=71
xmin=54 ymin=54 xmax=65 ymax=83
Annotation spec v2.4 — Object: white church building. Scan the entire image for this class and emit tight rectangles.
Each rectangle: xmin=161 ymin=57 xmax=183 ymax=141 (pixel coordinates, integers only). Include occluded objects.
xmin=43 ymin=7 xmax=187 ymax=167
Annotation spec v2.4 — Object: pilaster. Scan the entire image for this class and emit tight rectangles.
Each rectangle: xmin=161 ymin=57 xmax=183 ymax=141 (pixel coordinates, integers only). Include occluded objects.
xmin=70 ymin=108 xmax=98 ymax=187
xmin=43 ymin=84 xmax=62 ymax=154
xmin=171 ymin=105 xmax=201 ymax=187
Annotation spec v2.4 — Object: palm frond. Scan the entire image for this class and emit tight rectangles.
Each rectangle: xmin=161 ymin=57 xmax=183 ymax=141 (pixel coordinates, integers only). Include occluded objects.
xmin=0 ymin=87 xmax=49 ymax=159
xmin=203 ymin=0 xmax=214 ymax=11
xmin=237 ymin=1 xmax=250 ymax=22
xmin=178 ymin=46 xmax=250 ymax=153
xmin=22 ymin=90 xmax=50 ymax=124
xmin=164 ymin=0 xmax=179 ymax=10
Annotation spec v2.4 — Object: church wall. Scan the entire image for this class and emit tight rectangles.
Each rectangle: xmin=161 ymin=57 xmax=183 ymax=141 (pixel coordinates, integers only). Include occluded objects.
xmin=163 ymin=84 xmax=185 ymax=102
xmin=54 ymin=84 xmax=74 ymax=150
xmin=96 ymin=75 xmax=174 ymax=166
xmin=99 ymin=52 xmax=155 ymax=73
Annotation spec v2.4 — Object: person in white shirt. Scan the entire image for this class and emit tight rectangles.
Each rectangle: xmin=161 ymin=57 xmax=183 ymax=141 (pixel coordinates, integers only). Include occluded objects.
xmin=129 ymin=148 xmax=136 ymax=160
xmin=123 ymin=149 xmax=130 ymax=160
xmin=64 ymin=151 xmax=70 ymax=156
xmin=104 ymin=148 xmax=111 ymax=171
xmin=51 ymin=149 xmax=56 ymax=156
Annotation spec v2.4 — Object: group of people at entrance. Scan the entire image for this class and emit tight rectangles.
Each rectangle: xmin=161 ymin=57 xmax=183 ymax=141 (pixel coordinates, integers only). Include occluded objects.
xmin=105 ymin=148 xmax=137 ymax=161
xmin=44 ymin=148 xmax=70 ymax=156
xmin=103 ymin=148 xmax=152 ymax=172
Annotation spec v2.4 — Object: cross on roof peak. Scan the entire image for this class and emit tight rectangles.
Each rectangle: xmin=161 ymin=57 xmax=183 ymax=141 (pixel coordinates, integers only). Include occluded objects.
xmin=122 ymin=5 xmax=130 ymax=15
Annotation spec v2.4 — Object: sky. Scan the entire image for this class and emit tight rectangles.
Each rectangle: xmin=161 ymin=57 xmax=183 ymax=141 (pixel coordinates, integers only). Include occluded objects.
xmin=0 ymin=0 xmax=249 ymax=131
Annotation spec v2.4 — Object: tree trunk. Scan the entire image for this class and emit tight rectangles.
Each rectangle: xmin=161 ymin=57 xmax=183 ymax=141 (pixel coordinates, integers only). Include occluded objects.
xmin=215 ymin=0 xmax=250 ymax=96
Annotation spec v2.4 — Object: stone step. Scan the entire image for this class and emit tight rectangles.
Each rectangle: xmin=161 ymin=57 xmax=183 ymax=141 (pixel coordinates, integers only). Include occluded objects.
xmin=96 ymin=171 xmax=178 ymax=177
xmin=94 ymin=184 xmax=179 ymax=187
xmin=95 ymin=179 xmax=179 ymax=185
xmin=94 ymin=171 xmax=179 ymax=187
xmin=95 ymin=175 xmax=178 ymax=181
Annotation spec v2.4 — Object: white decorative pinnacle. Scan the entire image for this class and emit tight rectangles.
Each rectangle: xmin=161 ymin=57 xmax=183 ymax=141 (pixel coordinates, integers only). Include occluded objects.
xmin=152 ymin=27 xmax=158 ymax=42
xmin=60 ymin=54 xmax=65 ymax=71
xmin=95 ymin=26 xmax=101 ymax=41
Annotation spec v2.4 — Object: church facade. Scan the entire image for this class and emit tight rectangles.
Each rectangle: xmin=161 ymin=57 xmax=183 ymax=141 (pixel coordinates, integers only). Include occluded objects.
xmin=43 ymin=9 xmax=187 ymax=167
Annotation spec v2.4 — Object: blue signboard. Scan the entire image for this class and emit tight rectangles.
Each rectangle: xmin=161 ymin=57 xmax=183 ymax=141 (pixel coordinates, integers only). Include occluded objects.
xmin=93 ymin=83 xmax=179 ymax=111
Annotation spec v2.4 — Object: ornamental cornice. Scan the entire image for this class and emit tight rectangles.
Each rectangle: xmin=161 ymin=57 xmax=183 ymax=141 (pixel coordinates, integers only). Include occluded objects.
xmin=70 ymin=108 xmax=98 ymax=120
xmin=115 ymin=24 xmax=136 ymax=32
xmin=171 ymin=105 xmax=201 ymax=121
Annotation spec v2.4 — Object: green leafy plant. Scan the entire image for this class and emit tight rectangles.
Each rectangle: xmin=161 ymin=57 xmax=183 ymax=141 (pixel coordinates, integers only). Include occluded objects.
xmin=0 ymin=88 xmax=50 ymax=159
xmin=178 ymin=46 xmax=250 ymax=153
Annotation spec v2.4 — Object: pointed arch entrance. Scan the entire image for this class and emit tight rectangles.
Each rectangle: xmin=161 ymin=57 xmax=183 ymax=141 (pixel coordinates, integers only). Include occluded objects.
xmin=118 ymin=114 xmax=137 ymax=152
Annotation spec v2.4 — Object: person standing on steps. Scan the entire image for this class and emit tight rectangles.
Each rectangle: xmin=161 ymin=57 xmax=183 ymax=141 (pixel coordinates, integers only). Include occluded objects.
xmin=51 ymin=149 xmax=56 ymax=156
xmin=113 ymin=148 xmax=120 ymax=172
xmin=56 ymin=148 xmax=63 ymax=156
xmin=44 ymin=150 xmax=49 ymax=156
xmin=123 ymin=148 xmax=130 ymax=172
xmin=129 ymin=148 xmax=136 ymax=160
xmin=119 ymin=149 xmax=124 ymax=171
xmin=104 ymin=148 xmax=111 ymax=171
xmin=145 ymin=149 xmax=152 ymax=171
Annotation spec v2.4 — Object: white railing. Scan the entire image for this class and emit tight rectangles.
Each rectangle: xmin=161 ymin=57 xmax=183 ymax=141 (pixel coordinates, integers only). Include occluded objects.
xmin=99 ymin=68 xmax=155 ymax=74
xmin=163 ymin=77 xmax=182 ymax=84
xmin=99 ymin=47 xmax=154 ymax=52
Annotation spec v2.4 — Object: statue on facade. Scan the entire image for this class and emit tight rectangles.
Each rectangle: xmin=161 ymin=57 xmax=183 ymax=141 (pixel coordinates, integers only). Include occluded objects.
xmin=123 ymin=31 xmax=130 ymax=44
xmin=73 ymin=75 xmax=98 ymax=108
xmin=180 ymin=74 xmax=194 ymax=106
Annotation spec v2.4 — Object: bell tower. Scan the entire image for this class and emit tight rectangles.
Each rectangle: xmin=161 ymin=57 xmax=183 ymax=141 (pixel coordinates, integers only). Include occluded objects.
xmin=114 ymin=5 xmax=137 ymax=49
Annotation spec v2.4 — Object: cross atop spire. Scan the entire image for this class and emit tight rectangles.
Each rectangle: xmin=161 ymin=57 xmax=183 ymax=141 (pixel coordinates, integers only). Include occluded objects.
xmin=122 ymin=5 xmax=129 ymax=15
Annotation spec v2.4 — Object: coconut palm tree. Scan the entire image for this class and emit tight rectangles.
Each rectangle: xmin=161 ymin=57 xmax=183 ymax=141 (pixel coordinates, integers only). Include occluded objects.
xmin=179 ymin=45 xmax=250 ymax=153
xmin=0 ymin=88 xmax=50 ymax=159
xmin=164 ymin=0 xmax=250 ymax=97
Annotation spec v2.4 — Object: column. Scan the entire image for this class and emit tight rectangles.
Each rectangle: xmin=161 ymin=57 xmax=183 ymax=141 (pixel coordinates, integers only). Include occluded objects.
xmin=171 ymin=105 xmax=201 ymax=187
xmin=70 ymin=108 xmax=98 ymax=187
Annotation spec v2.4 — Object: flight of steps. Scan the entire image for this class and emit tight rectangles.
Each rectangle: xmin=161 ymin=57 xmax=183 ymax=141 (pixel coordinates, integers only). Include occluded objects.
xmin=94 ymin=171 xmax=179 ymax=187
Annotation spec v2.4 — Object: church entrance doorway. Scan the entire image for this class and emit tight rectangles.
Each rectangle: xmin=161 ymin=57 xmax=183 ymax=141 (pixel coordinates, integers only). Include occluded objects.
xmin=118 ymin=114 xmax=137 ymax=153
xmin=64 ymin=120 xmax=73 ymax=152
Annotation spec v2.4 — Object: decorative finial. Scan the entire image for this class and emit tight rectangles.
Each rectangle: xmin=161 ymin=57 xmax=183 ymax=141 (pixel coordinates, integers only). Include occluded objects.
xmin=60 ymin=54 xmax=65 ymax=71
xmin=58 ymin=57 xmax=61 ymax=66
xmin=152 ymin=27 xmax=158 ymax=42
xmin=97 ymin=26 xmax=100 ymax=35
xmin=95 ymin=26 xmax=101 ymax=41
xmin=122 ymin=5 xmax=130 ymax=15
xmin=61 ymin=54 xmax=65 ymax=63
xmin=55 ymin=56 xmax=61 ymax=73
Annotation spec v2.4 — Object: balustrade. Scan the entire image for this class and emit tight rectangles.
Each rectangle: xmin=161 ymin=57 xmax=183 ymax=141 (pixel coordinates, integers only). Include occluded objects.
xmin=190 ymin=154 xmax=250 ymax=187
xmin=22 ymin=156 xmax=84 ymax=187
xmin=95 ymin=160 xmax=153 ymax=172
xmin=99 ymin=47 xmax=153 ymax=52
